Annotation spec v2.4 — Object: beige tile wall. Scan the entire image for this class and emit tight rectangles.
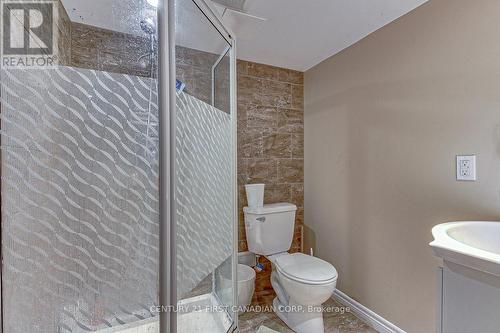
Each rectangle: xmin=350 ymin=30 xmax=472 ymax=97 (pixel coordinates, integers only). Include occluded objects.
xmin=237 ymin=60 xmax=304 ymax=305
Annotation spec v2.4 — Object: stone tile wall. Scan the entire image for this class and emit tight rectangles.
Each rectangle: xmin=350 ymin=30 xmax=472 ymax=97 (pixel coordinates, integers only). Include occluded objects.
xmin=70 ymin=22 xmax=154 ymax=77
xmin=175 ymin=46 xmax=219 ymax=106
xmin=56 ymin=0 xmax=72 ymax=65
xmin=237 ymin=60 xmax=304 ymax=305
xmin=69 ymin=21 xmax=219 ymax=104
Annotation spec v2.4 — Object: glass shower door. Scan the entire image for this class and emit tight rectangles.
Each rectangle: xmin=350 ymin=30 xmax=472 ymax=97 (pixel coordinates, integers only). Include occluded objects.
xmin=174 ymin=0 xmax=236 ymax=332
xmin=0 ymin=0 xmax=160 ymax=332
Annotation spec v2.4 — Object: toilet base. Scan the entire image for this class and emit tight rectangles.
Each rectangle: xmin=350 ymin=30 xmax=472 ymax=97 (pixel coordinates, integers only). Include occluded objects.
xmin=273 ymin=297 xmax=325 ymax=333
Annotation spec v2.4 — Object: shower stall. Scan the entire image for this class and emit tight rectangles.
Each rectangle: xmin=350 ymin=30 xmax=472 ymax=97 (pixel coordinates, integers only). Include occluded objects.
xmin=0 ymin=0 xmax=237 ymax=332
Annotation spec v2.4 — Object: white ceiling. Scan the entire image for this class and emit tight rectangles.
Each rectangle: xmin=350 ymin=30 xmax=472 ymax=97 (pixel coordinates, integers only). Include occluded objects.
xmin=218 ymin=0 xmax=428 ymax=71
xmin=60 ymin=0 xmax=428 ymax=71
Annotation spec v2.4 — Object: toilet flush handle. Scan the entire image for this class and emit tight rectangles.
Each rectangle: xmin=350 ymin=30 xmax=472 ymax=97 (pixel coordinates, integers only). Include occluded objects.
xmin=256 ymin=217 xmax=266 ymax=223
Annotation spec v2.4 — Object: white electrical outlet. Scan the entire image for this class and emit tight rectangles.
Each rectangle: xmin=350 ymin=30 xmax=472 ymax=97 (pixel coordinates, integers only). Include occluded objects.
xmin=456 ymin=155 xmax=476 ymax=181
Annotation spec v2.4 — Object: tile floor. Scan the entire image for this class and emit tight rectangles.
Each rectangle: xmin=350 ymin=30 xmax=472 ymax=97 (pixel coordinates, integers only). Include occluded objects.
xmin=96 ymin=297 xmax=377 ymax=333
xmin=238 ymin=298 xmax=378 ymax=333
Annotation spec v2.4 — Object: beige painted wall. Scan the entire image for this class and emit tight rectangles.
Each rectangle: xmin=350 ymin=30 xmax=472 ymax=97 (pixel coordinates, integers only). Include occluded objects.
xmin=304 ymin=0 xmax=500 ymax=332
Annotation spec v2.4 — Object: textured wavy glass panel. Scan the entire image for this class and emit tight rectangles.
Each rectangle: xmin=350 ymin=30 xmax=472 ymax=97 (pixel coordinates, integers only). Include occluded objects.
xmin=0 ymin=67 xmax=159 ymax=333
xmin=175 ymin=91 xmax=232 ymax=299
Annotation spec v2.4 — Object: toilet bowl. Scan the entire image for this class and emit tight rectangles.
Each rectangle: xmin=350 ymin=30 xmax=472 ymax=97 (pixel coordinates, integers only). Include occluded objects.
xmin=269 ymin=253 xmax=337 ymax=333
xmin=244 ymin=203 xmax=338 ymax=333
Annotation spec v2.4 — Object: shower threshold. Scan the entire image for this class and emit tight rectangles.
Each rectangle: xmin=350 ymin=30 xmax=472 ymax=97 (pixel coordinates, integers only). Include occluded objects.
xmin=177 ymin=293 xmax=233 ymax=332
xmin=95 ymin=293 xmax=233 ymax=333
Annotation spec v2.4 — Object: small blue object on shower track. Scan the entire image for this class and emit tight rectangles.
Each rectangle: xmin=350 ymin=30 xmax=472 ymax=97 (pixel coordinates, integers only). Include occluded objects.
xmin=176 ymin=79 xmax=185 ymax=92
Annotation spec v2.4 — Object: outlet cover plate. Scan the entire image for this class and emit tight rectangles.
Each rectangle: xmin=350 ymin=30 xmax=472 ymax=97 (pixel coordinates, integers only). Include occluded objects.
xmin=456 ymin=155 xmax=476 ymax=181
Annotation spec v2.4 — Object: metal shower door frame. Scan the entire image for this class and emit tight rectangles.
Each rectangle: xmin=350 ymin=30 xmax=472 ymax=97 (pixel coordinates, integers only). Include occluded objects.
xmin=159 ymin=0 xmax=238 ymax=332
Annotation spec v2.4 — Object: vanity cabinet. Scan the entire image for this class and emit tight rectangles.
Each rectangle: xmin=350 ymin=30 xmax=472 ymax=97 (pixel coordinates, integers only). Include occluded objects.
xmin=438 ymin=261 xmax=500 ymax=333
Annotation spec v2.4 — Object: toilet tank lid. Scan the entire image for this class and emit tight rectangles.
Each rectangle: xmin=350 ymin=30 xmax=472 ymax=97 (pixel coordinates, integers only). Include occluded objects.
xmin=244 ymin=203 xmax=297 ymax=215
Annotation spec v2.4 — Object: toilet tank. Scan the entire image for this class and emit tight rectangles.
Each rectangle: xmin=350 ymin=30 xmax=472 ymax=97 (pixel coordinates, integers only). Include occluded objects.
xmin=243 ymin=203 xmax=297 ymax=256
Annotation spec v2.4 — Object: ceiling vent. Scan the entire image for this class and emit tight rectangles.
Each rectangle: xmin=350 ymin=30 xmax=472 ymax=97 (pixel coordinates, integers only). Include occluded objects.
xmin=211 ymin=0 xmax=247 ymax=12
xmin=211 ymin=0 xmax=266 ymax=20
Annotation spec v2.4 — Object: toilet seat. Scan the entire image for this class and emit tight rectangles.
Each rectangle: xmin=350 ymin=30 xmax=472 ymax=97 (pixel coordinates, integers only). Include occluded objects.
xmin=274 ymin=253 xmax=338 ymax=285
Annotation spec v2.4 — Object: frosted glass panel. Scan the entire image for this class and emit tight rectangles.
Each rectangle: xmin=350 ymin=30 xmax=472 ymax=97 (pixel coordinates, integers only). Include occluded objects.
xmin=175 ymin=1 xmax=235 ymax=332
xmin=175 ymin=91 xmax=232 ymax=299
xmin=0 ymin=67 xmax=159 ymax=332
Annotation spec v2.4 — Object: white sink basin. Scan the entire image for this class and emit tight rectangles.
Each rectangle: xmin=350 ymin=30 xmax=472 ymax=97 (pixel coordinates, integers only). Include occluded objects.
xmin=430 ymin=221 xmax=500 ymax=277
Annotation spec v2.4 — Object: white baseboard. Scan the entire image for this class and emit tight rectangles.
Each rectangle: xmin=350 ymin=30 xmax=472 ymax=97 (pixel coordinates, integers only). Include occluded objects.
xmin=332 ymin=290 xmax=407 ymax=333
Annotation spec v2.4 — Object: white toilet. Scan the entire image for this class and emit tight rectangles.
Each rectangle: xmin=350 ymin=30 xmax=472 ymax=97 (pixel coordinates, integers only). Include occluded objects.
xmin=244 ymin=203 xmax=338 ymax=333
